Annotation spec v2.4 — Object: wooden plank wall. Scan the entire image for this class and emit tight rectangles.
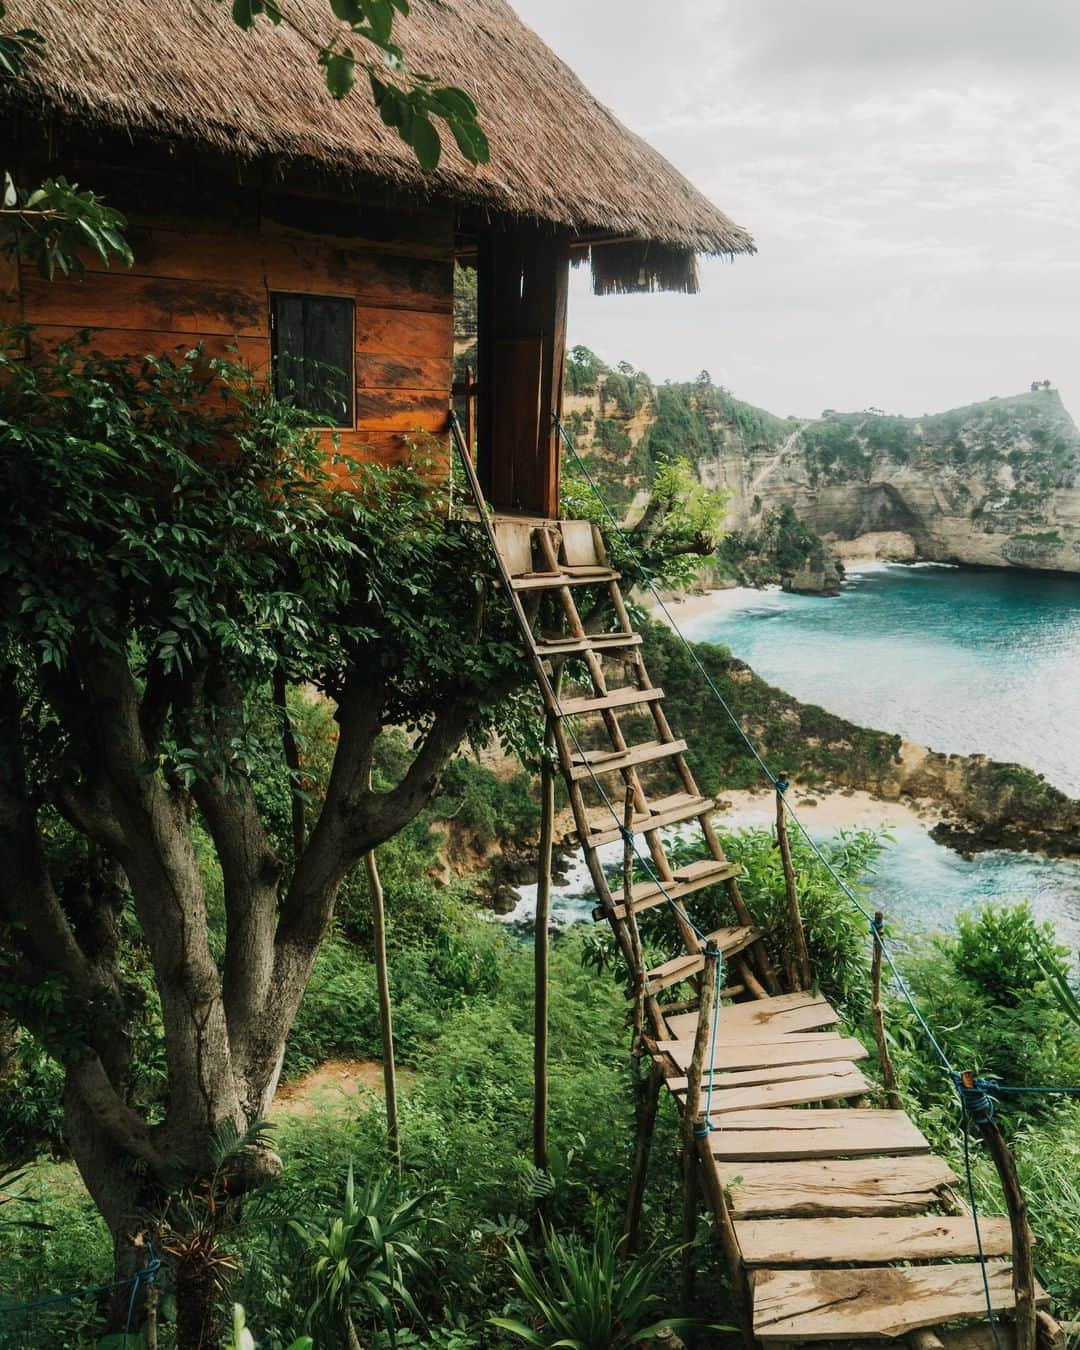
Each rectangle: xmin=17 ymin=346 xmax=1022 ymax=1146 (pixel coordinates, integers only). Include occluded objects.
xmin=15 ymin=178 xmax=454 ymax=473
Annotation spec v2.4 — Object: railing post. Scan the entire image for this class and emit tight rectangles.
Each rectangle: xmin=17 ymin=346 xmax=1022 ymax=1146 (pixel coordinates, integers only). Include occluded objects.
xmin=775 ymin=777 xmax=812 ymax=991
xmin=960 ymin=1071 xmax=1037 ymax=1350
xmin=870 ymin=911 xmax=902 ymax=1110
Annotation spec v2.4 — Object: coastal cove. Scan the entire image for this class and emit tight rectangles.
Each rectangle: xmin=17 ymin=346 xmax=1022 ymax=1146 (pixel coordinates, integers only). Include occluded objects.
xmin=503 ymin=563 xmax=1080 ymax=951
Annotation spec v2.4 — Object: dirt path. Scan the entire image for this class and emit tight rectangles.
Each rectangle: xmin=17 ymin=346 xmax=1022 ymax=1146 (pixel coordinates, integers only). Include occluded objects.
xmin=271 ymin=1058 xmax=415 ymax=1122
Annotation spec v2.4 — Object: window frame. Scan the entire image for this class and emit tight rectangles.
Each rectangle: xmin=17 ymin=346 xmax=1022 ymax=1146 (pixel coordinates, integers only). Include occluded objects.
xmin=270 ymin=290 xmax=356 ymax=430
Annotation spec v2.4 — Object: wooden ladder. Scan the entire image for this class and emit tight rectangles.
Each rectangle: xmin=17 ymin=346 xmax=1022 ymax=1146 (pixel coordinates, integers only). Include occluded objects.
xmin=483 ymin=511 xmax=778 ymax=1031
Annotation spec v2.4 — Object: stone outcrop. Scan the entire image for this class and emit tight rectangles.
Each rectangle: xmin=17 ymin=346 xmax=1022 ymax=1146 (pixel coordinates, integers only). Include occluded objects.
xmin=782 ymin=546 xmax=844 ymax=596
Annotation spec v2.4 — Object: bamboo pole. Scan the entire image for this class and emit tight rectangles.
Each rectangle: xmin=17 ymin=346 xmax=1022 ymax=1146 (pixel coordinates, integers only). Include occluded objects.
xmin=622 ymin=784 xmax=647 ymax=1061
xmin=870 ymin=911 xmax=902 ymax=1110
xmin=960 ymin=1071 xmax=1036 ymax=1350
xmin=775 ymin=779 xmax=812 ymax=992
xmin=624 ymin=1060 xmax=662 ymax=1255
xmin=724 ymin=873 xmax=781 ymax=995
xmin=533 ymin=716 xmax=556 ymax=1174
xmin=681 ymin=942 xmax=719 ymax=1318
xmin=365 ymin=850 xmax=400 ymax=1173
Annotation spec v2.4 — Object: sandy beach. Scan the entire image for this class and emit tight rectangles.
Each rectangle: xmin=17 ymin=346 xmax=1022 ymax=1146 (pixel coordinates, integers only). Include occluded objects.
xmin=716 ymin=785 xmax=938 ymax=833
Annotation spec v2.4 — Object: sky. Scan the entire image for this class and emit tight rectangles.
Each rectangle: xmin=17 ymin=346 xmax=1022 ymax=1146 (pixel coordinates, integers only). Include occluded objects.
xmin=511 ymin=0 xmax=1080 ymax=422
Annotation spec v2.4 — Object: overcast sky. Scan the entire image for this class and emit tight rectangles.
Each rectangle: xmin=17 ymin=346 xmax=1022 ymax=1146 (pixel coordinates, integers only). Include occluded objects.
xmin=512 ymin=0 xmax=1080 ymax=422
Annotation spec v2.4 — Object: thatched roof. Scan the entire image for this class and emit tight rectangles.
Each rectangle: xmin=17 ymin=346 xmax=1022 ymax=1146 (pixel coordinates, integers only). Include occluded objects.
xmin=2 ymin=0 xmax=754 ymax=268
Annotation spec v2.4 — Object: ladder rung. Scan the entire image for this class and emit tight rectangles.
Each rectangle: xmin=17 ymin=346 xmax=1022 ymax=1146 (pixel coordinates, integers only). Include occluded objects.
xmin=534 ymin=632 xmax=642 ymax=659
xmin=587 ymin=792 xmax=715 ymax=847
xmin=644 ymin=926 xmax=760 ymax=993
xmin=558 ymin=686 xmax=663 ymax=717
xmin=510 ymin=569 xmax=618 ymax=591
xmin=571 ymin=738 xmax=687 ymax=782
xmin=596 ymin=860 xmax=742 ymax=922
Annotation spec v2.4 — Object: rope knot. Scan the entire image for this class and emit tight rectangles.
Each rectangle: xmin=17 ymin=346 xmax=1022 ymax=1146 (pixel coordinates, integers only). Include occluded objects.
xmin=954 ymin=1072 xmax=996 ymax=1124
xmin=618 ymin=824 xmax=635 ymax=847
xmin=870 ymin=914 xmax=884 ymax=936
xmin=774 ymin=775 xmax=790 ymax=796
xmin=692 ymin=1122 xmax=714 ymax=1138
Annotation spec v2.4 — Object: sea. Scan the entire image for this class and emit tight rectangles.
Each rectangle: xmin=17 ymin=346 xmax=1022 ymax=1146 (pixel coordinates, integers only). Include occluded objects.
xmin=501 ymin=563 xmax=1080 ymax=952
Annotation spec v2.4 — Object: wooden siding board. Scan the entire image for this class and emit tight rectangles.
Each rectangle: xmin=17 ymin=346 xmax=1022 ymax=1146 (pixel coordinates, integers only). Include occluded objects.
xmin=356 ymin=353 xmax=452 ymax=390
xmin=21 ymin=271 xmax=267 ymax=337
xmin=355 ymin=306 xmax=452 ymax=359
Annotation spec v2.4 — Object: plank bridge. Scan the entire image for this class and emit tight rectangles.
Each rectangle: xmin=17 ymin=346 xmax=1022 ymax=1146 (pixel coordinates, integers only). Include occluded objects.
xmin=473 ymin=498 xmax=1061 ymax=1350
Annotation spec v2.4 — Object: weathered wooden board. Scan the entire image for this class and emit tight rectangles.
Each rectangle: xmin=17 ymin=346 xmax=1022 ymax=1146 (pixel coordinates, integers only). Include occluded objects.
xmin=707 ymin=1109 xmax=929 ymax=1161
xmin=939 ymin=1325 xmax=1018 ymax=1350
xmin=355 ymin=306 xmax=453 ymax=359
xmin=356 ymin=353 xmax=451 ymax=391
xmin=320 ymin=429 xmax=447 ymax=472
xmin=736 ymin=1215 xmax=1015 ymax=1266
xmin=22 ymin=271 xmax=266 ymax=336
xmin=718 ymin=1155 xmax=960 ymax=1218
xmin=665 ymin=991 xmax=840 ymax=1042
xmin=671 ymin=1065 xmax=869 ymax=1113
xmin=28 ymin=325 xmax=270 ymax=369
xmin=353 ymin=389 xmax=448 ymax=432
xmin=658 ymin=1033 xmax=866 ymax=1075
xmin=752 ymin=1263 xmax=1048 ymax=1342
xmin=668 ymin=1057 xmax=869 ymax=1093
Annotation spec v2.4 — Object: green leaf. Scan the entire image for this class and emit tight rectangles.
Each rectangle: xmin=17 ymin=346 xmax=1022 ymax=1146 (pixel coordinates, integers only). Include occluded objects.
xmin=329 ymin=0 xmax=363 ymax=22
xmin=407 ymin=116 xmax=441 ymax=170
xmin=231 ymin=0 xmax=260 ymax=28
xmin=322 ymin=48 xmax=357 ymax=98
xmin=448 ymin=115 xmax=490 ymax=166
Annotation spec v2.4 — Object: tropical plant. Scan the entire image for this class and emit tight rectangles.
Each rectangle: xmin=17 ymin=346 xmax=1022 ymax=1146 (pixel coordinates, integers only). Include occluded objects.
xmin=224 ymin=1302 xmax=313 ymax=1350
xmin=288 ymin=1167 xmax=432 ymax=1348
xmin=491 ymin=1224 xmax=693 ymax=1350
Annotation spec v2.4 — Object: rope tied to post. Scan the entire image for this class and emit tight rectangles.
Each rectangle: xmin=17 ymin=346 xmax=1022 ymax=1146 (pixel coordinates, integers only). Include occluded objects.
xmin=954 ymin=1072 xmax=996 ymax=1125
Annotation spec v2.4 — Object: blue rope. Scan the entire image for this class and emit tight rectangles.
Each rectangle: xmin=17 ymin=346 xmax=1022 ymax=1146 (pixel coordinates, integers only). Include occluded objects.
xmin=978 ymin=1081 xmax=1080 ymax=1098
xmin=0 ymin=1242 xmax=160 ymax=1336
xmin=701 ymin=947 xmax=725 ymax=1131
xmin=957 ymin=1100 xmax=1006 ymax=1350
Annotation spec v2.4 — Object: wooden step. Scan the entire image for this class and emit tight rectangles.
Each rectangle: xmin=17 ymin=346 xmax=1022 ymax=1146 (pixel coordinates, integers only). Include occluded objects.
xmin=597 ymin=859 xmax=742 ymax=922
xmin=736 ymin=1215 xmax=1015 ymax=1267
xmin=570 ymin=738 xmax=687 ymax=782
xmin=588 ymin=791 xmax=716 ymax=847
xmin=718 ymin=1155 xmax=960 ymax=1218
xmin=558 ymin=686 xmax=664 ymax=717
xmin=658 ymin=1036 xmax=869 ymax=1076
xmin=751 ymin=1263 xmax=1049 ymax=1342
xmin=665 ymin=991 xmax=840 ymax=1041
xmin=669 ymin=1056 xmax=871 ymax=1093
xmin=534 ymin=632 xmax=642 ymax=659
xmin=670 ymin=1064 xmax=869 ymax=1113
xmin=707 ymin=1108 xmax=930 ymax=1161
xmin=644 ymin=926 xmax=759 ymax=993
xmin=510 ymin=568 xmax=618 ymax=591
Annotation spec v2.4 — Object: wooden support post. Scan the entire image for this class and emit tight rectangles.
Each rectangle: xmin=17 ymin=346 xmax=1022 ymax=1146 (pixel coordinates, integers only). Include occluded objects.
xmin=366 ymin=850 xmax=400 ymax=1173
xmin=622 ymin=784 xmax=647 ymax=1059
xmin=725 ymin=873 xmax=781 ymax=995
xmin=624 ymin=1060 xmax=663 ymax=1256
xmin=907 ymin=1330 xmax=945 ymax=1350
xmin=534 ymin=715 xmax=555 ymax=1176
xmin=681 ymin=942 xmax=720 ymax=1317
xmin=871 ymin=911 xmax=903 ymax=1110
xmin=775 ymin=781 xmax=812 ymax=992
xmin=961 ymin=1070 xmax=1037 ymax=1350
xmin=695 ymin=1123 xmax=756 ymax=1350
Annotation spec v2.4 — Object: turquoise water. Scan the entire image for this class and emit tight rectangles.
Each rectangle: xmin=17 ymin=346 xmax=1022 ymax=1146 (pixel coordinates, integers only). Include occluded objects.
xmin=679 ymin=564 xmax=1080 ymax=949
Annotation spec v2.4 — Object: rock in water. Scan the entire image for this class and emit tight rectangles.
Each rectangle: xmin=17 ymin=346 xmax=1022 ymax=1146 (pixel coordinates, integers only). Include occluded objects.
xmin=783 ymin=546 xmax=845 ymax=596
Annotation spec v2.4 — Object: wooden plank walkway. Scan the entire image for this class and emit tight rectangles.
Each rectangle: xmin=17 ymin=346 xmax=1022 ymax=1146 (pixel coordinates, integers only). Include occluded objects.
xmin=477 ymin=512 xmax=1061 ymax=1349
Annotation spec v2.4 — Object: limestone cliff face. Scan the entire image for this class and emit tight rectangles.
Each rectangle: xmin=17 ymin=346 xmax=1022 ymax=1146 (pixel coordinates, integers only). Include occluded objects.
xmin=564 ymin=355 xmax=1080 ymax=574
xmin=747 ymin=392 xmax=1080 ymax=573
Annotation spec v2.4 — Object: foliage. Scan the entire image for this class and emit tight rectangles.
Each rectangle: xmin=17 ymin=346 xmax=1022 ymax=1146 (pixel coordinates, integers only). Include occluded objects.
xmin=718 ymin=504 xmax=822 ymax=585
xmin=0 ymin=173 xmax=132 ymax=279
xmin=224 ymin=1303 xmax=313 ymax=1350
xmin=564 ymin=347 xmax=607 ymax=397
xmin=491 ymin=1225 xmax=693 ymax=1349
xmin=287 ymin=1167 xmax=431 ymax=1346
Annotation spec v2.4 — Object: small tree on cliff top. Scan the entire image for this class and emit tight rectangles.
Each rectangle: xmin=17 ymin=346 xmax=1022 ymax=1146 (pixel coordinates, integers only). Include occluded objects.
xmin=0 ymin=335 xmax=527 ymax=1337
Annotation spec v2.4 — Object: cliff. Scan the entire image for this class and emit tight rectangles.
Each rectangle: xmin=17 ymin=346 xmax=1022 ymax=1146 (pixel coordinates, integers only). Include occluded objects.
xmin=562 ymin=349 xmax=1080 ymax=574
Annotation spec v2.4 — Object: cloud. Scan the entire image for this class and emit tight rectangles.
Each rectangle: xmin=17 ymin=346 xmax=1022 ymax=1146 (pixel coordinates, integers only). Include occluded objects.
xmin=509 ymin=0 xmax=1080 ymax=422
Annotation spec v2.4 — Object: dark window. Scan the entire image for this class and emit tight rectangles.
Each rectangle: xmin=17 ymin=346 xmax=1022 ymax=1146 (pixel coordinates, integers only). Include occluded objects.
xmin=271 ymin=293 xmax=354 ymax=427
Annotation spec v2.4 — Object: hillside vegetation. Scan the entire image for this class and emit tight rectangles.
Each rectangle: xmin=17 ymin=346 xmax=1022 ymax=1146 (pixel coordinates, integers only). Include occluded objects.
xmin=561 ymin=347 xmax=1080 ymax=573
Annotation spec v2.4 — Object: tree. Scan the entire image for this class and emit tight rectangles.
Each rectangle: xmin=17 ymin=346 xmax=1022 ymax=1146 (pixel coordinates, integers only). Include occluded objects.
xmin=0 ymin=336 xmax=524 ymax=1342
